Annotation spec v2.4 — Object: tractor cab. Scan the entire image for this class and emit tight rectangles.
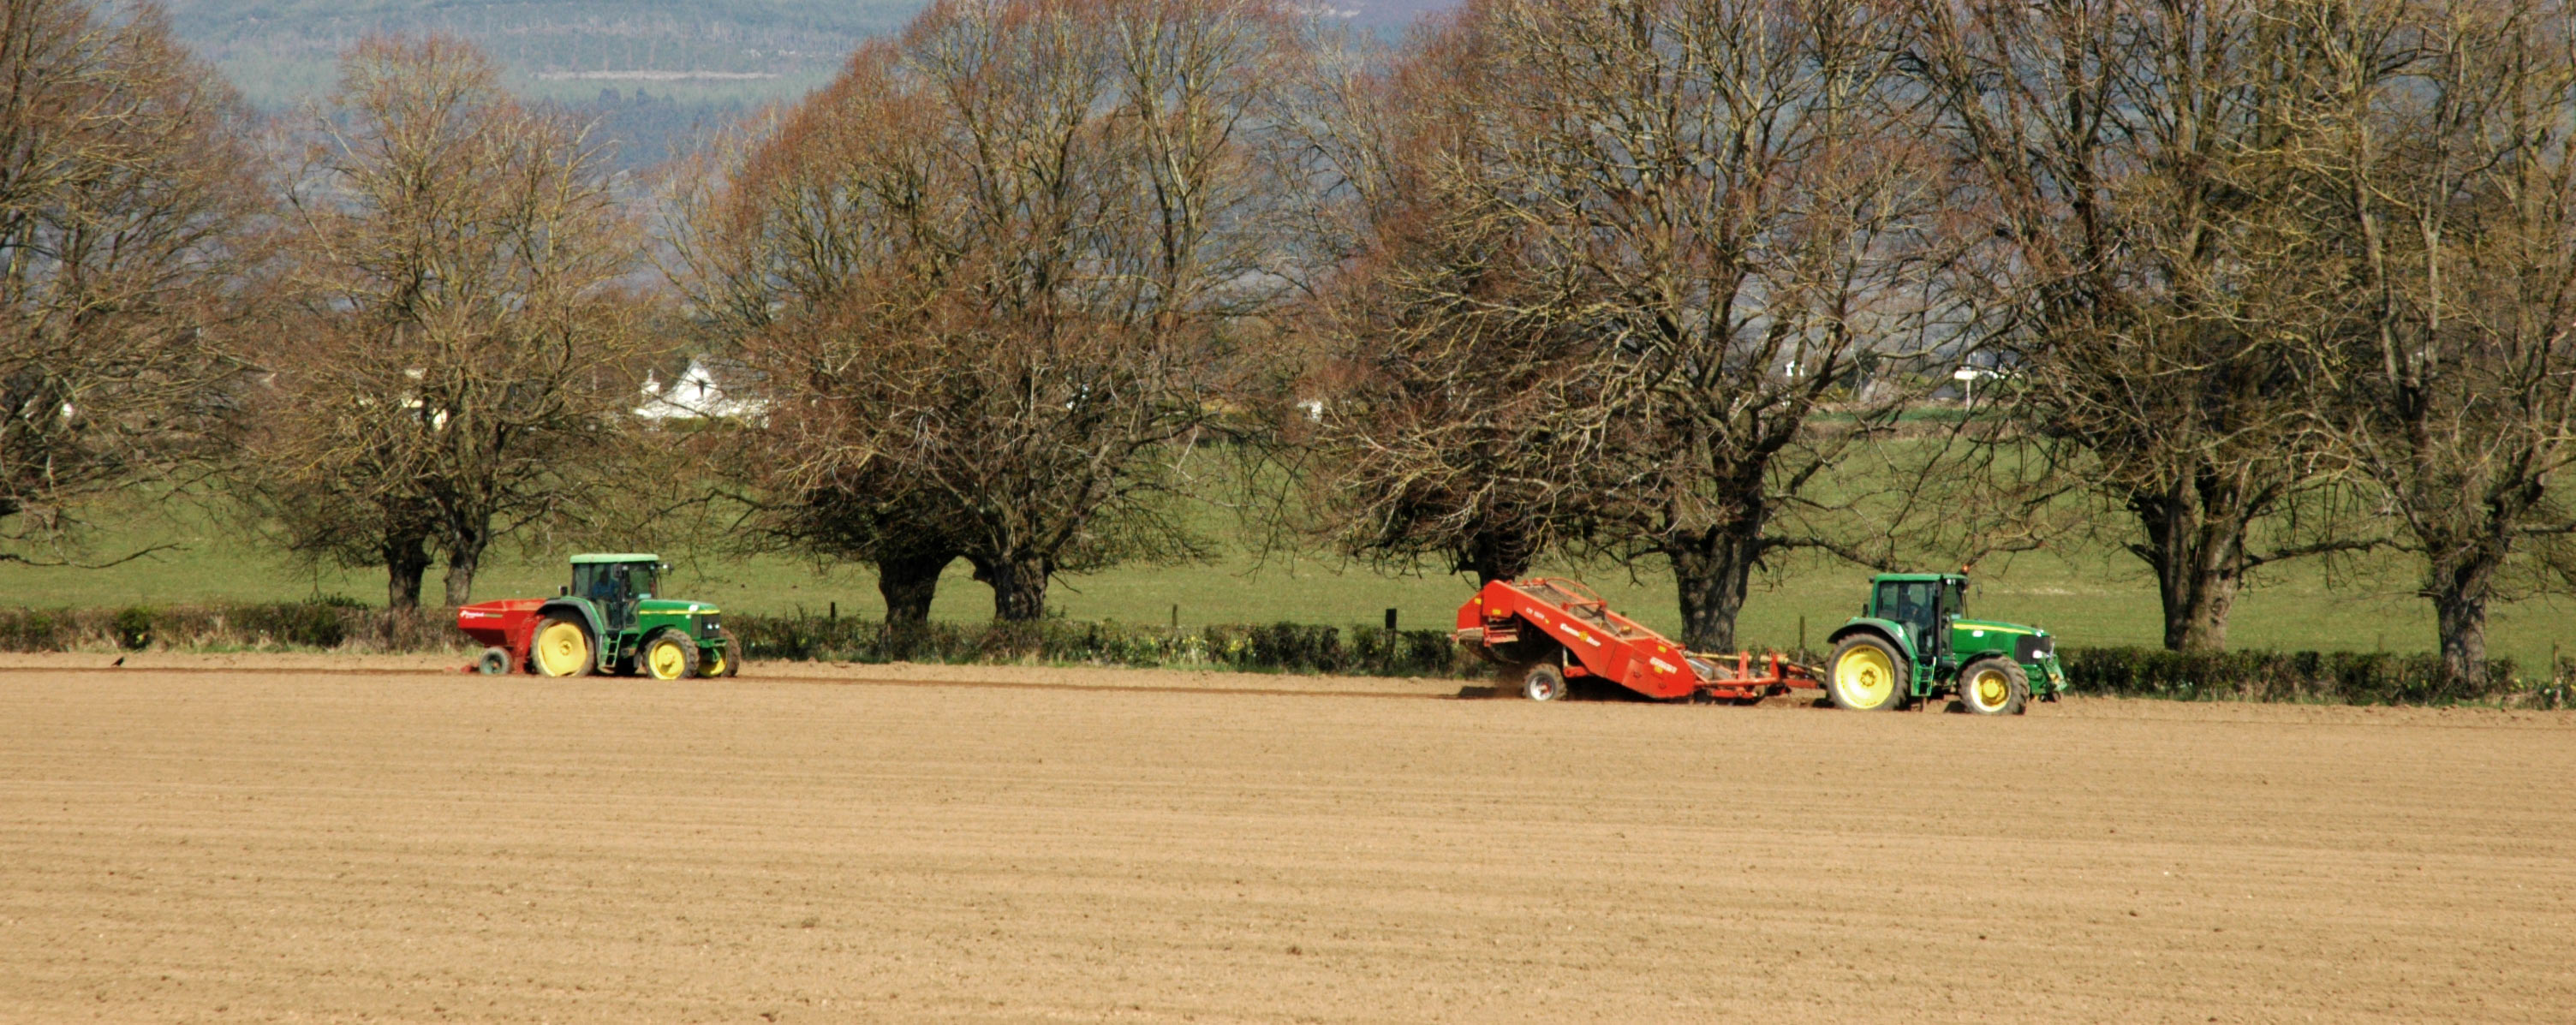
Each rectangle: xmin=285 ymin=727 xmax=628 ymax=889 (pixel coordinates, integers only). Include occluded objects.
xmin=1868 ymin=574 xmax=1965 ymax=658
xmin=571 ymin=554 xmax=662 ymax=633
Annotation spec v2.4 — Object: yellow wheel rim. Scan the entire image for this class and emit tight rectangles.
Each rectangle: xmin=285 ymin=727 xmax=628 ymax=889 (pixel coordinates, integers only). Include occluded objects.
xmin=1835 ymin=647 xmax=1897 ymax=708
xmin=534 ymin=621 xmax=589 ymax=676
xmin=646 ymin=638 xmax=689 ymax=680
xmin=701 ymin=647 xmax=727 ymax=677
xmin=1972 ymin=669 xmax=2010 ymax=710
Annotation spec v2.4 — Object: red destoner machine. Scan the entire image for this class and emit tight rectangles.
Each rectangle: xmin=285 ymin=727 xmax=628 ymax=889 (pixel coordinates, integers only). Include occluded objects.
xmin=1454 ymin=578 xmax=1822 ymax=701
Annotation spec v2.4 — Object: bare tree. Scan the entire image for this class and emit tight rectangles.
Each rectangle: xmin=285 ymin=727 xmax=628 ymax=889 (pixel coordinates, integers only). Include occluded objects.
xmin=1905 ymin=0 xmax=2380 ymax=652
xmin=1269 ymin=17 xmax=1601 ymax=585
xmin=674 ymin=0 xmax=1295 ymax=621
xmin=2307 ymin=0 xmax=2576 ymax=687
xmin=659 ymin=84 xmax=970 ymax=624
xmin=238 ymin=36 xmax=650 ymax=608
xmin=1338 ymin=0 xmax=1943 ymax=650
xmin=0 ymin=0 xmax=262 ymax=564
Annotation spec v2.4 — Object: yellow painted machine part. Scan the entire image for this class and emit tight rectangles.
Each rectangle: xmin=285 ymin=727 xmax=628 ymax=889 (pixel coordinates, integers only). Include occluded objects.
xmin=646 ymin=637 xmax=690 ymax=680
xmin=534 ymin=621 xmax=588 ymax=676
xmin=1969 ymin=666 xmax=2011 ymax=710
xmin=1834 ymin=645 xmax=1897 ymax=708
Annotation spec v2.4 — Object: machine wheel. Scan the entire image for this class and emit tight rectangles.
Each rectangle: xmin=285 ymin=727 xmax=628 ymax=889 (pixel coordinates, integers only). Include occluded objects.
xmin=1522 ymin=662 xmax=1567 ymax=701
xmin=475 ymin=647 xmax=510 ymax=676
xmin=699 ymin=628 xmax=740 ymax=678
xmin=1956 ymin=658 xmax=2029 ymax=716
xmin=532 ymin=617 xmax=596 ymax=677
xmin=1828 ymin=634 xmax=1907 ymax=712
xmin=641 ymin=630 xmax=700 ymax=681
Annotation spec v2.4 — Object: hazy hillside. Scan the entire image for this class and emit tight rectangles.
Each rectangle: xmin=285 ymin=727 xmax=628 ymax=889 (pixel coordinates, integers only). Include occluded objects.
xmin=164 ymin=0 xmax=1453 ymax=168
xmin=166 ymin=2 xmax=903 ymax=104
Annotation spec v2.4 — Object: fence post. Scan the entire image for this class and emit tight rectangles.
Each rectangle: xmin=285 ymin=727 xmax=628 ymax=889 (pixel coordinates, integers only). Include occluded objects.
xmin=1385 ymin=608 xmax=1398 ymax=631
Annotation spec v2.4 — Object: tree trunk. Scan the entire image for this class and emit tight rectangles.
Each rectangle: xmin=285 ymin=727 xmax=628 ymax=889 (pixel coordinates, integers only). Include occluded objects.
xmin=1457 ymin=527 xmax=1538 ymax=586
xmin=1669 ymin=528 xmax=1761 ymax=652
xmin=443 ymin=536 xmax=485 ymax=609
xmin=384 ymin=533 xmax=431 ymax=611
xmin=2130 ymin=473 xmax=2256 ymax=653
xmin=2427 ymin=542 xmax=2502 ymax=695
xmin=975 ymin=553 xmax=1051 ymax=622
xmin=875 ymin=551 xmax=953 ymax=624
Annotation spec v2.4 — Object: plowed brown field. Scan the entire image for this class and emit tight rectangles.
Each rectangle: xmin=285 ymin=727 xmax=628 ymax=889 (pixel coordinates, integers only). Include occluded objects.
xmin=3 ymin=659 xmax=2571 ymax=1023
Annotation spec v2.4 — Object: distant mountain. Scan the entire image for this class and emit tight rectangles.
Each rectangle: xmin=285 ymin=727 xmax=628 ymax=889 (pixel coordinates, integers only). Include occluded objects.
xmin=162 ymin=0 xmax=1458 ymax=168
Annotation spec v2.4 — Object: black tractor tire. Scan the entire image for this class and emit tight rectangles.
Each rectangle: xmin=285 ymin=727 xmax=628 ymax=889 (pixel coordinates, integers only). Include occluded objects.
xmin=640 ymin=629 xmax=701 ymax=681
xmin=1522 ymin=662 xmax=1568 ymax=701
xmin=700 ymin=628 xmax=741 ymax=678
xmin=475 ymin=647 xmax=510 ymax=676
xmin=1827 ymin=634 xmax=1909 ymax=712
xmin=531 ymin=616 xmax=597 ymax=677
xmin=1956 ymin=657 xmax=2030 ymax=716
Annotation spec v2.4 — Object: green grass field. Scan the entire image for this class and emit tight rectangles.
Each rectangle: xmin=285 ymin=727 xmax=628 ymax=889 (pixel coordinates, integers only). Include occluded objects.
xmin=5 ymin=486 xmax=2573 ymax=672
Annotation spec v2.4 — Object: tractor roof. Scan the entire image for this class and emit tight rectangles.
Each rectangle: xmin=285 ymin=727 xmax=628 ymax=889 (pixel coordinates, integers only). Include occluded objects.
xmin=1873 ymin=572 xmax=1967 ymax=582
xmin=569 ymin=552 xmax=661 ymax=564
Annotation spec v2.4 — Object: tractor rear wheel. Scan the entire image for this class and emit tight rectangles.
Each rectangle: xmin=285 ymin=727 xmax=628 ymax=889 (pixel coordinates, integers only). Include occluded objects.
xmin=1956 ymin=658 xmax=2029 ymax=715
xmin=1828 ymin=635 xmax=1907 ymax=712
xmin=1522 ymin=662 xmax=1567 ymax=701
xmin=532 ymin=617 xmax=596 ymax=677
xmin=641 ymin=630 xmax=700 ymax=681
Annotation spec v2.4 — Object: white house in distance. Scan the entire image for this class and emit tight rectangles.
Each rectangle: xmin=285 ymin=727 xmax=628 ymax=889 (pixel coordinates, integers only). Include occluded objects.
xmin=635 ymin=355 xmax=765 ymax=423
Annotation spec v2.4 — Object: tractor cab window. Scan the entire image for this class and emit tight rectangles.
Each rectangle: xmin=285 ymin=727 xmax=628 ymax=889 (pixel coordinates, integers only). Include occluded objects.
xmin=1943 ymin=579 xmax=1966 ymax=619
xmin=573 ymin=563 xmax=657 ymax=604
xmin=1875 ymin=580 xmax=1941 ymax=642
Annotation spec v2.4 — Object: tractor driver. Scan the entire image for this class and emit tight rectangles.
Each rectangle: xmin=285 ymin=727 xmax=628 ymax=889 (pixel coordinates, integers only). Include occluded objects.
xmin=1891 ymin=585 xmax=1933 ymax=642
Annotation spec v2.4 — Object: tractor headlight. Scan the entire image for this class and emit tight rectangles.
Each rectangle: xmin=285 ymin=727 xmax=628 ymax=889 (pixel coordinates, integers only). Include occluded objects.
xmin=696 ymin=612 xmax=722 ymax=636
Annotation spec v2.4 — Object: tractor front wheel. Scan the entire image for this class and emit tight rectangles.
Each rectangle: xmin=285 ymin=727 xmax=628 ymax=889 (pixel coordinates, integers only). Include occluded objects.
xmin=1956 ymin=658 xmax=2029 ymax=715
xmin=532 ymin=617 xmax=596 ymax=677
xmin=1522 ymin=662 xmax=1567 ymax=701
xmin=1828 ymin=635 xmax=1907 ymax=712
xmin=641 ymin=630 xmax=700 ymax=681
xmin=699 ymin=628 xmax=740 ymax=678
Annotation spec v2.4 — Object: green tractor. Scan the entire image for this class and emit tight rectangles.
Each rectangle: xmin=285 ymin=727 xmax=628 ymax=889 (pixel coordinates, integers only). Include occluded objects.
xmin=455 ymin=553 xmax=738 ymax=680
xmin=1822 ymin=573 xmax=2066 ymax=714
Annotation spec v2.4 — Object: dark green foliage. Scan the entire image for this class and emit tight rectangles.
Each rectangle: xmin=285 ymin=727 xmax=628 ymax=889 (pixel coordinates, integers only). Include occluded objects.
xmin=0 ymin=610 xmax=67 ymax=652
xmin=732 ymin=615 xmax=1478 ymax=678
xmin=225 ymin=602 xmax=350 ymax=649
xmin=114 ymin=607 xmax=154 ymax=651
xmin=0 ymin=602 xmax=444 ymax=653
xmin=2058 ymin=647 xmax=2521 ymax=706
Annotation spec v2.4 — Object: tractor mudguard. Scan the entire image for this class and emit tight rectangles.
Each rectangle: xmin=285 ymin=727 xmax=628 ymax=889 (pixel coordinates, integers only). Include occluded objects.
xmin=537 ymin=599 xmax=610 ymax=660
xmin=1828 ymin=618 xmax=1919 ymax=664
